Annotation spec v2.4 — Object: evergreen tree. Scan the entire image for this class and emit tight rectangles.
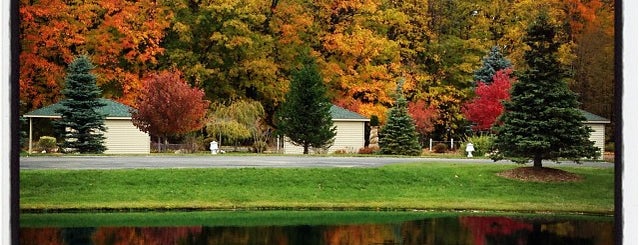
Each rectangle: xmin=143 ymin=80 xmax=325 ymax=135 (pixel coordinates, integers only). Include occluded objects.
xmin=474 ymin=46 xmax=512 ymax=84
xmin=492 ymin=13 xmax=598 ymax=168
xmin=277 ymin=54 xmax=336 ymax=154
xmin=379 ymin=79 xmax=422 ymax=156
xmin=53 ymin=56 xmax=107 ymax=153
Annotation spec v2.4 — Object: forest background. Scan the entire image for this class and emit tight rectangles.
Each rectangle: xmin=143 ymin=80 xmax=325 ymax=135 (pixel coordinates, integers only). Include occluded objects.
xmin=19 ymin=0 xmax=615 ymax=145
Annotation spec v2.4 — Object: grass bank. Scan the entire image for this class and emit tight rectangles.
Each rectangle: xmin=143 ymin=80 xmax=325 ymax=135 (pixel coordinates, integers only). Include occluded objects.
xmin=20 ymin=163 xmax=614 ymax=214
xmin=20 ymin=210 xmax=613 ymax=228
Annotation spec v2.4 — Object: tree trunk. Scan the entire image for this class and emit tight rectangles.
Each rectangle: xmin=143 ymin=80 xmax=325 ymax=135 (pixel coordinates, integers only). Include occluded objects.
xmin=157 ymin=136 xmax=161 ymax=153
xmin=303 ymin=143 xmax=309 ymax=154
xmin=533 ymin=154 xmax=543 ymax=169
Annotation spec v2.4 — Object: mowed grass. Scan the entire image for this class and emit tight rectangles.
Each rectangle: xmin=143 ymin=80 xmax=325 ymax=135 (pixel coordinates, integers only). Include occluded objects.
xmin=20 ymin=163 xmax=614 ymax=214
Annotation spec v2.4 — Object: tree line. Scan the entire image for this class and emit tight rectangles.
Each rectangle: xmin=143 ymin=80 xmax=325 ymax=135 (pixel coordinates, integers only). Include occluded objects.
xmin=20 ymin=0 xmax=615 ymax=143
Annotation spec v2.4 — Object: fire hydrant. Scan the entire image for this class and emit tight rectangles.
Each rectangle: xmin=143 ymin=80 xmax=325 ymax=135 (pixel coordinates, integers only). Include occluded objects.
xmin=209 ymin=141 xmax=219 ymax=154
xmin=465 ymin=143 xmax=475 ymax=158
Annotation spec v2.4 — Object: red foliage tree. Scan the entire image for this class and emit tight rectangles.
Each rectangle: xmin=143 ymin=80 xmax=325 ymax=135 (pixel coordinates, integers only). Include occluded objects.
xmin=459 ymin=216 xmax=532 ymax=245
xmin=407 ymin=100 xmax=438 ymax=136
xmin=132 ymin=70 xmax=210 ymax=147
xmin=462 ymin=69 xmax=515 ymax=131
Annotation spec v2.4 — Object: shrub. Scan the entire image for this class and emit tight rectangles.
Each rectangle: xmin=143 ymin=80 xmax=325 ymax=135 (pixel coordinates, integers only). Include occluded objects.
xmin=432 ymin=143 xmax=448 ymax=153
xmin=251 ymin=140 xmax=268 ymax=153
xmin=461 ymin=135 xmax=495 ymax=157
xmin=358 ymin=146 xmax=379 ymax=154
xmin=333 ymin=149 xmax=349 ymax=154
xmin=370 ymin=115 xmax=380 ymax=127
xmin=37 ymin=136 xmax=57 ymax=153
xmin=604 ymin=142 xmax=614 ymax=152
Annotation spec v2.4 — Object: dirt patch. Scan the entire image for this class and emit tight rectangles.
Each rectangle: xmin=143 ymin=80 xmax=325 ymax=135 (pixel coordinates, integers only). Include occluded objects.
xmin=497 ymin=167 xmax=583 ymax=183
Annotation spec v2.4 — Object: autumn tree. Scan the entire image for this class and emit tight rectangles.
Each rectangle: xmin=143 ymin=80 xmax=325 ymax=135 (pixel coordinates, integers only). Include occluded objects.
xmin=19 ymin=0 xmax=171 ymax=113
xmin=379 ymin=80 xmax=422 ymax=156
xmin=407 ymin=100 xmax=438 ymax=138
xmin=277 ymin=54 xmax=336 ymax=154
xmin=492 ymin=12 xmax=598 ymax=168
xmin=160 ymin=0 xmax=283 ymax=112
xmin=473 ymin=46 xmax=512 ymax=84
xmin=52 ymin=56 xmax=107 ymax=154
xmin=463 ymin=69 xmax=514 ymax=131
xmin=206 ymin=100 xmax=269 ymax=152
xmin=131 ymin=70 xmax=210 ymax=151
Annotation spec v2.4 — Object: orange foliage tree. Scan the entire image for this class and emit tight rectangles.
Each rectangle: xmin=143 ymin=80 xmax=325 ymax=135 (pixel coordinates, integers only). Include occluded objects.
xmin=19 ymin=0 xmax=171 ymax=114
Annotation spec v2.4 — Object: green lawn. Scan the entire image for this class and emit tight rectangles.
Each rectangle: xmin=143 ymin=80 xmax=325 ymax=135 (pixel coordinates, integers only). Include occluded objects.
xmin=20 ymin=163 xmax=614 ymax=214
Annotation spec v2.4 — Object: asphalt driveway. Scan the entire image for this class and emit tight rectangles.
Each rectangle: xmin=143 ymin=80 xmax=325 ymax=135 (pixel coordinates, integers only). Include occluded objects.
xmin=19 ymin=155 xmax=614 ymax=170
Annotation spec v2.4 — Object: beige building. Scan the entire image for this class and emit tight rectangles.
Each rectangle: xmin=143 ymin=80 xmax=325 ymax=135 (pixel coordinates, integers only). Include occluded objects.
xmin=24 ymin=99 xmax=150 ymax=154
xmin=283 ymin=105 xmax=370 ymax=154
xmin=580 ymin=110 xmax=610 ymax=159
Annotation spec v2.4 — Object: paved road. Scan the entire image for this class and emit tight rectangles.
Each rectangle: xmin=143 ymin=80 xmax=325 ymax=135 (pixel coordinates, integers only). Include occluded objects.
xmin=19 ymin=155 xmax=614 ymax=170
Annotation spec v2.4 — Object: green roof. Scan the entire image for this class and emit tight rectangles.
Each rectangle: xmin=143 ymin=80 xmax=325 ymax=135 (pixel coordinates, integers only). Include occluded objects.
xmin=24 ymin=99 xmax=134 ymax=118
xmin=580 ymin=109 xmax=610 ymax=123
xmin=330 ymin=105 xmax=369 ymax=121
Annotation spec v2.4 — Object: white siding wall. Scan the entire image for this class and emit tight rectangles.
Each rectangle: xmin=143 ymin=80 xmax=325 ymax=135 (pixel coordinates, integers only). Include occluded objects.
xmin=586 ymin=123 xmax=606 ymax=159
xmin=331 ymin=121 xmax=366 ymax=153
xmin=283 ymin=120 xmax=366 ymax=154
xmin=103 ymin=119 xmax=150 ymax=154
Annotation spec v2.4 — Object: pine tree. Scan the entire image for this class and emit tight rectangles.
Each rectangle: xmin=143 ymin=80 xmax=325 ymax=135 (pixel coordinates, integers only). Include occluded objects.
xmin=492 ymin=13 xmax=599 ymax=168
xmin=53 ymin=55 xmax=107 ymax=153
xmin=379 ymin=79 xmax=422 ymax=156
xmin=277 ymin=54 xmax=336 ymax=154
xmin=474 ymin=46 xmax=512 ymax=84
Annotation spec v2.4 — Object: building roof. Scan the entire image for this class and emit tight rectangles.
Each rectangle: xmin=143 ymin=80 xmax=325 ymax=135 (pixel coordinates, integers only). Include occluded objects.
xmin=24 ymin=99 xmax=134 ymax=118
xmin=580 ymin=109 xmax=610 ymax=123
xmin=330 ymin=105 xmax=370 ymax=121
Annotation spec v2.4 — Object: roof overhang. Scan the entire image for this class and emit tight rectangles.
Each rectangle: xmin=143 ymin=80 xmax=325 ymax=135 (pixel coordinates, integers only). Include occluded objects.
xmin=333 ymin=118 xmax=370 ymax=122
xmin=23 ymin=115 xmax=132 ymax=120
xmin=584 ymin=120 xmax=610 ymax=124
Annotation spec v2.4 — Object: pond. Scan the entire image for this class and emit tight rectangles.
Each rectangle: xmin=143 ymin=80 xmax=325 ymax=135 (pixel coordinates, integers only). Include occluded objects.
xmin=20 ymin=211 xmax=613 ymax=245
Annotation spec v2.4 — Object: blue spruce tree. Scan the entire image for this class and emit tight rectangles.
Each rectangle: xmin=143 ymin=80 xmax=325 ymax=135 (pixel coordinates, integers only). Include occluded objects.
xmin=53 ymin=55 xmax=107 ymax=153
xmin=474 ymin=46 xmax=512 ymax=84
xmin=379 ymin=79 xmax=422 ymax=156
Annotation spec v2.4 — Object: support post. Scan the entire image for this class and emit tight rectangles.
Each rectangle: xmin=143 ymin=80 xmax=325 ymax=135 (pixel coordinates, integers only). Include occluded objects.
xmin=429 ymin=138 xmax=433 ymax=152
xmin=28 ymin=117 xmax=32 ymax=154
xmin=450 ymin=138 xmax=453 ymax=149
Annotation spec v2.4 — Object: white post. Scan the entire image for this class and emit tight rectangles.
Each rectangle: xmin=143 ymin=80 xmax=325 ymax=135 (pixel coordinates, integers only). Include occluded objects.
xmin=450 ymin=138 xmax=453 ymax=150
xmin=276 ymin=136 xmax=280 ymax=153
xmin=429 ymin=138 xmax=433 ymax=152
xmin=29 ymin=117 xmax=32 ymax=154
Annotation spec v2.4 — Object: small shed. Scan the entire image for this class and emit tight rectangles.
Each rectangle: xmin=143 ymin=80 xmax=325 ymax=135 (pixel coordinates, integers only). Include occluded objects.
xmin=283 ymin=105 xmax=370 ymax=154
xmin=23 ymin=99 xmax=150 ymax=154
xmin=581 ymin=110 xmax=610 ymax=159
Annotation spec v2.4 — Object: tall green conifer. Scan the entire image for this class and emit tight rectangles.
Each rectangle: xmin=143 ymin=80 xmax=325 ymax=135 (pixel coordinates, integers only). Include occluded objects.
xmin=277 ymin=54 xmax=336 ymax=154
xmin=492 ymin=13 xmax=598 ymax=168
xmin=53 ymin=56 xmax=107 ymax=153
xmin=379 ymin=79 xmax=422 ymax=156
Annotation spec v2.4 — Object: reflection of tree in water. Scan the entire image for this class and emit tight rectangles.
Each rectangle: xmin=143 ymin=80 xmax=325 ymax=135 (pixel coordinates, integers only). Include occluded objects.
xmin=19 ymin=215 xmax=613 ymax=245
xmin=517 ymin=223 xmax=593 ymax=245
xmin=460 ymin=217 xmax=608 ymax=245
xmin=20 ymin=227 xmax=63 ymax=245
xmin=61 ymin=227 xmax=95 ymax=245
xmin=401 ymin=217 xmax=473 ymax=244
xmin=460 ymin=216 xmax=532 ymax=245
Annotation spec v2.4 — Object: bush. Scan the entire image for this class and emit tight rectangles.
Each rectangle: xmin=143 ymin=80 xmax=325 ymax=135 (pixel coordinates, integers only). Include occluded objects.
xmin=432 ymin=143 xmax=448 ymax=153
xmin=604 ymin=142 xmax=614 ymax=152
xmin=251 ymin=140 xmax=268 ymax=153
xmin=358 ymin=146 xmax=379 ymax=154
xmin=37 ymin=136 xmax=57 ymax=153
xmin=461 ymin=135 xmax=495 ymax=157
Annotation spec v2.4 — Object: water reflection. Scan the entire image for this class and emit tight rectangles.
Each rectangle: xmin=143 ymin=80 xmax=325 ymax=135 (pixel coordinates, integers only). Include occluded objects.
xmin=20 ymin=215 xmax=613 ymax=245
